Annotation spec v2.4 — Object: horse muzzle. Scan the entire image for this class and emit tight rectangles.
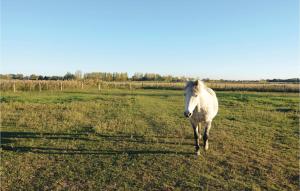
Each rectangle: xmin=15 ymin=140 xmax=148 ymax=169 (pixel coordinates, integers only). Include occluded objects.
xmin=184 ymin=111 xmax=192 ymax=118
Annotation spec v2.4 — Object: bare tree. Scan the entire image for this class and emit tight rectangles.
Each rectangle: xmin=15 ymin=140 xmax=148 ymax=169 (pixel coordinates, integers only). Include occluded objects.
xmin=75 ymin=70 xmax=83 ymax=80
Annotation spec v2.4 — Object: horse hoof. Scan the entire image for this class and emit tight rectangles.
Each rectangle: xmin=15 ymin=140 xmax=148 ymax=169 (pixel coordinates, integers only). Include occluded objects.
xmin=195 ymin=150 xmax=200 ymax=156
xmin=204 ymin=144 xmax=209 ymax=151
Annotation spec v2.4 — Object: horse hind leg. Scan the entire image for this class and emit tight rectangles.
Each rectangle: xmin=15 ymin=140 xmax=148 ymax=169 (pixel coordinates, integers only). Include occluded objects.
xmin=203 ymin=121 xmax=212 ymax=150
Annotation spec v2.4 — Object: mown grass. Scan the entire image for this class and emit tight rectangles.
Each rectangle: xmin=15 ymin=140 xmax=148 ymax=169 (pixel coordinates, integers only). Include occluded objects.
xmin=1 ymin=89 xmax=299 ymax=190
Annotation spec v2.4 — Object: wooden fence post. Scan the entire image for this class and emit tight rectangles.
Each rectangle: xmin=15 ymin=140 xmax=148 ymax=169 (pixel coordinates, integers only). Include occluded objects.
xmin=13 ymin=81 xmax=16 ymax=92
xmin=81 ymin=81 xmax=84 ymax=89
xmin=60 ymin=81 xmax=63 ymax=91
xmin=39 ymin=82 xmax=42 ymax=92
xmin=98 ymin=82 xmax=101 ymax=91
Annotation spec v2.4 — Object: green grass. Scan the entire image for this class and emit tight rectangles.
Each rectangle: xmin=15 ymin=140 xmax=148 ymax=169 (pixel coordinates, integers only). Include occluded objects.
xmin=1 ymin=89 xmax=299 ymax=190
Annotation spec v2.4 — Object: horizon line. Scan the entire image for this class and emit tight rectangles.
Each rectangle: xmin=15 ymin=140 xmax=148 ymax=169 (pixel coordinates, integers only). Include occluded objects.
xmin=0 ymin=72 xmax=299 ymax=82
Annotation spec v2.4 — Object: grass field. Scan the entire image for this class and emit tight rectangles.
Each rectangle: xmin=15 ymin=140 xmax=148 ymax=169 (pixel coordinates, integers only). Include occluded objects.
xmin=1 ymin=89 xmax=299 ymax=190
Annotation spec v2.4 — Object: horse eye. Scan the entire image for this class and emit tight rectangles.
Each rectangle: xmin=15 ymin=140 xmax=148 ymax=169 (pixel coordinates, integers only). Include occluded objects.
xmin=183 ymin=93 xmax=186 ymax=96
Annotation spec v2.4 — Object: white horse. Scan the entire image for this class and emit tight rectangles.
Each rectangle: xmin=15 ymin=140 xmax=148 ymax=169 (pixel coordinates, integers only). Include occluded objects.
xmin=184 ymin=80 xmax=218 ymax=155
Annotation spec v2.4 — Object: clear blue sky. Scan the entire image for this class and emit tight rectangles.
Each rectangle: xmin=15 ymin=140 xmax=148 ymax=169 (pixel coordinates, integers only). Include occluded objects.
xmin=1 ymin=0 xmax=299 ymax=80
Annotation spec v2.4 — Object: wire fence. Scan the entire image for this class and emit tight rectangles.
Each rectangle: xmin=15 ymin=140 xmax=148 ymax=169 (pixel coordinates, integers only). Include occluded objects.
xmin=0 ymin=80 xmax=299 ymax=93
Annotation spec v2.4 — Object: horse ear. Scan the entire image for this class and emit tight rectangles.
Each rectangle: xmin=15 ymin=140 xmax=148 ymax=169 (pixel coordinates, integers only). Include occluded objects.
xmin=194 ymin=79 xmax=204 ymax=91
xmin=194 ymin=79 xmax=200 ymax=86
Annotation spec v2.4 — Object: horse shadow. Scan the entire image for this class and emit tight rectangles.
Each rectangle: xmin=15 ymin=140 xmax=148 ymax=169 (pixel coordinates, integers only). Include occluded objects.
xmin=1 ymin=131 xmax=192 ymax=156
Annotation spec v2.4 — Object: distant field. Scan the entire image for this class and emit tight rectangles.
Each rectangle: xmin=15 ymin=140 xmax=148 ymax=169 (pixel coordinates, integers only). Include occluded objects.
xmin=1 ymin=80 xmax=299 ymax=92
xmin=1 ymin=89 xmax=299 ymax=190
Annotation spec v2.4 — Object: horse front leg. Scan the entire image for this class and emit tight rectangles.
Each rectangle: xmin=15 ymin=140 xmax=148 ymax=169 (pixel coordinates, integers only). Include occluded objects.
xmin=192 ymin=123 xmax=200 ymax=155
xmin=203 ymin=121 xmax=212 ymax=150
xmin=197 ymin=122 xmax=202 ymax=143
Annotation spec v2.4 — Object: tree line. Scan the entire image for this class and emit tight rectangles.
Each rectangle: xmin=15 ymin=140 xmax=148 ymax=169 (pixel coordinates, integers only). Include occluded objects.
xmin=0 ymin=72 xmax=299 ymax=83
xmin=0 ymin=71 xmax=190 ymax=82
xmin=266 ymin=78 xmax=299 ymax=83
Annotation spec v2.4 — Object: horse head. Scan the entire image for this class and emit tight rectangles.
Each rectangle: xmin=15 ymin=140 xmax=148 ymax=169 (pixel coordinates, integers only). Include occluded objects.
xmin=184 ymin=80 xmax=203 ymax=118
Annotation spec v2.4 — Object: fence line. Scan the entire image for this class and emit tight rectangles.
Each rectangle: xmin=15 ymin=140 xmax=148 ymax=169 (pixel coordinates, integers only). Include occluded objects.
xmin=0 ymin=80 xmax=299 ymax=93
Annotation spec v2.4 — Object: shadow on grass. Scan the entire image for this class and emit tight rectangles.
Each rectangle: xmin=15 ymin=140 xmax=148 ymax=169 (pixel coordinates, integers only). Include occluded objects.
xmin=276 ymin=108 xmax=294 ymax=113
xmin=0 ymin=131 xmax=96 ymax=141
xmin=1 ymin=131 xmax=192 ymax=156
xmin=1 ymin=145 xmax=190 ymax=155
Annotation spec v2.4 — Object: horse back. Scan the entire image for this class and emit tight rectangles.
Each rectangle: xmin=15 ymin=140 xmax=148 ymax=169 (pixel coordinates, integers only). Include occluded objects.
xmin=205 ymin=87 xmax=216 ymax=97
